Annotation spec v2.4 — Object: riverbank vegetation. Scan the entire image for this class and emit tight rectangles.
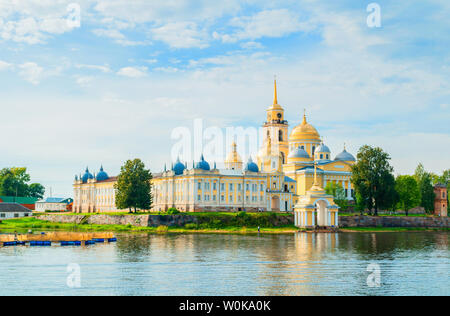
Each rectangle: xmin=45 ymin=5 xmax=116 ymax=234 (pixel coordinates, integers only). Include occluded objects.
xmin=0 ymin=215 xmax=298 ymax=234
xmin=351 ymin=145 xmax=449 ymax=216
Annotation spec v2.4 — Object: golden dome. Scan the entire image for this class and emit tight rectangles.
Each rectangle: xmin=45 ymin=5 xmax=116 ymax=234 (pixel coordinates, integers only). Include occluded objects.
xmin=289 ymin=112 xmax=321 ymax=142
xmin=225 ymin=142 xmax=242 ymax=164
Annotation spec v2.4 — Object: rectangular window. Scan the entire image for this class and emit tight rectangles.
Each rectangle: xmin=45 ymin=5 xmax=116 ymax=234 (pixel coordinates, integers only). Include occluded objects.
xmin=198 ymin=182 xmax=201 ymax=190
xmin=221 ymin=183 xmax=225 ymax=191
xmin=213 ymin=183 xmax=216 ymax=190
xmin=0 ymin=214 xmax=5 ymax=218
xmin=229 ymin=183 xmax=233 ymax=191
xmin=198 ymin=195 xmax=201 ymax=201
xmin=221 ymin=195 xmax=225 ymax=201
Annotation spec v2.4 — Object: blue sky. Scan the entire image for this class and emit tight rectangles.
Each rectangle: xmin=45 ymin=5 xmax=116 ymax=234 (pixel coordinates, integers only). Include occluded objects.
xmin=0 ymin=0 xmax=449 ymax=197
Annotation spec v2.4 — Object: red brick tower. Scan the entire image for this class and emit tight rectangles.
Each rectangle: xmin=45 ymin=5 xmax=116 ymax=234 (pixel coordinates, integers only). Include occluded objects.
xmin=434 ymin=184 xmax=448 ymax=217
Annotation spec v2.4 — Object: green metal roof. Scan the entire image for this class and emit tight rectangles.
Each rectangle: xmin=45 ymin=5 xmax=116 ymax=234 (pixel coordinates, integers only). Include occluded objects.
xmin=0 ymin=196 xmax=38 ymax=204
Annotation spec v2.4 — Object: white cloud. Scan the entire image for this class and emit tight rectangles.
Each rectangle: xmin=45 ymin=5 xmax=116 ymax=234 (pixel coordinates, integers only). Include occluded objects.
xmin=0 ymin=60 xmax=13 ymax=70
xmin=215 ymin=9 xmax=310 ymax=43
xmin=0 ymin=1 xmax=77 ymax=44
xmin=18 ymin=62 xmax=44 ymax=85
xmin=92 ymin=28 xmax=146 ymax=46
xmin=240 ymin=41 xmax=264 ymax=50
xmin=75 ymin=64 xmax=112 ymax=73
xmin=117 ymin=66 xmax=148 ymax=78
xmin=151 ymin=22 xmax=209 ymax=49
xmin=75 ymin=76 xmax=94 ymax=87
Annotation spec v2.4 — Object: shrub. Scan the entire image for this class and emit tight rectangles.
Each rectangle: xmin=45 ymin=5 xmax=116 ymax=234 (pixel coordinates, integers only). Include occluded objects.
xmin=167 ymin=208 xmax=180 ymax=215
xmin=156 ymin=225 xmax=169 ymax=233
xmin=184 ymin=223 xmax=198 ymax=230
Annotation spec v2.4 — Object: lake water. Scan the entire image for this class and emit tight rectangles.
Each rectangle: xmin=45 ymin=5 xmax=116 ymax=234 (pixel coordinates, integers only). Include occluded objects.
xmin=0 ymin=232 xmax=448 ymax=296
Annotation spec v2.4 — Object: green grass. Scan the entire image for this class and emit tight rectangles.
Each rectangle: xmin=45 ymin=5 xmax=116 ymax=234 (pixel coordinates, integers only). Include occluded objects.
xmin=0 ymin=217 xmax=298 ymax=235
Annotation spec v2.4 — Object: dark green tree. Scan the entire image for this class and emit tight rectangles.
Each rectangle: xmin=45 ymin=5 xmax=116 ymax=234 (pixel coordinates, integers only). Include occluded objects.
xmin=325 ymin=182 xmax=347 ymax=210
xmin=0 ymin=167 xmax=44 ymax=198
xmin=418 ymin=173 xmax=435 ymax=213
xmin=28 ymin=183 xmax=46 ymax=200
xmin=114 ymin=159 xmax=152 ymax=213
xmin=395 ymin=175 xmax=421 ymax=216
xmin=351 ymin=145 xmax=396 ymax=216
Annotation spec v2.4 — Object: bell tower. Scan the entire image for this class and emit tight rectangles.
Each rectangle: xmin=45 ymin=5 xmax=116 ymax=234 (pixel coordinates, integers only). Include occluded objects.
xmin=259 ymin=77 xmax=289 ymax=170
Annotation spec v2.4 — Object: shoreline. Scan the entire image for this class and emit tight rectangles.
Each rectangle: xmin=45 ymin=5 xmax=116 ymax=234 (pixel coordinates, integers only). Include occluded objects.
xmin=0 ymin=218 xmax=449 ymax=235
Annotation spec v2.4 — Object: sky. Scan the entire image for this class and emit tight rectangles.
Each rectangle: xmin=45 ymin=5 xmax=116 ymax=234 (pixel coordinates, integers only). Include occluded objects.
xmin=0 ymin=0 xmax=449 ymax=198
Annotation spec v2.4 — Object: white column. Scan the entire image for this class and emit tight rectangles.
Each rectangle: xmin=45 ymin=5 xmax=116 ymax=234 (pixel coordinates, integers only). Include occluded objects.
xmin=328 ymin=211 xmax=331 ymax=226
xmin=335 ymin=212 xmax=339 ymax=227
xmin=311 ymin=211 xmax=315 ymax=226
xmin=347 ymin=180 xmax=352 ymax=200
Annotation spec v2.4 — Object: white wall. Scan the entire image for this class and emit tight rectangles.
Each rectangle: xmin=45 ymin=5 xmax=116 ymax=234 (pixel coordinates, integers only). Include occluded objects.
xmin=0 ymin=212 xmax=31 ymax=219
xmin=35 ymin=202 xmax=67 ymax=212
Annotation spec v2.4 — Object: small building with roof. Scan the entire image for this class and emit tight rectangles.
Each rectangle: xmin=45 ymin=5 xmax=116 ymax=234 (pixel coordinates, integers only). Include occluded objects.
xmin=35 ymin=197 xmax=74 ymax=212
xmin=0 ymin=196 xmax=38 ymax=210
xmin=0 ymin=203 xmax=33 ymax=219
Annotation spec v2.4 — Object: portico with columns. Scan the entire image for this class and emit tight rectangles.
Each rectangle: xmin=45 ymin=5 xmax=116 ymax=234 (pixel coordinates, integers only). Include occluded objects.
xmin=294 ymin=162 xmax=340 ymax=229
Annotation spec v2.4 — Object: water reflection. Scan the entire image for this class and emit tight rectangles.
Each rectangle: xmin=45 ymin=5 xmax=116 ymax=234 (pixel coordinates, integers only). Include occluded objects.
xmin=0 ymin=232 xmax=448 ymax=296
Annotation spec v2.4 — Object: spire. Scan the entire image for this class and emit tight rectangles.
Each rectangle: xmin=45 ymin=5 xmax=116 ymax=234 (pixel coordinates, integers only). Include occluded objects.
xmin=273 ymin=76 xmax=278 ymax=106
xmin=302 ymin=109 xmax=307 ymax=125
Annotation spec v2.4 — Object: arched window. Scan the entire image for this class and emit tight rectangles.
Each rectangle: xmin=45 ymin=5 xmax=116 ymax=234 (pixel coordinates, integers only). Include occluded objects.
xmin=280 ymin=152 xmax=285 ymax=164
xmin=278 ymin=130 xmax=283 ymax=141
xmin=312 ymin=146 xmax=316 ymax=154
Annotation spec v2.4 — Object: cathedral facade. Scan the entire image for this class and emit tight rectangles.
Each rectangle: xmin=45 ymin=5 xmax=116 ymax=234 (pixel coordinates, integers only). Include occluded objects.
xmin=73 ymin=79 xmax=355 ymax=220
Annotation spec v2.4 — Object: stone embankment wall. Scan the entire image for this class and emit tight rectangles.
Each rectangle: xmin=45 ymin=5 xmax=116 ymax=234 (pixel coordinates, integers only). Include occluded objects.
xmin=339 ymin=216 xmax=450 ymax=228
xmin=38 ymin=214 xmax=450 ymax=228
xmin=38 ymin=214 xmax=199 ymax=227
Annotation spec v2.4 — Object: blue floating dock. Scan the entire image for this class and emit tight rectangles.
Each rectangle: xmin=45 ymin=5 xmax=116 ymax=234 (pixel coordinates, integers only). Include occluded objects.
xmin=108 ymin=238 xmax=117 ymax=243
xmin=3 ymin=241 xmax=17 ymax=247
xmin=93 ymin=238 xmax=105 ymax=243
xmin=30 ymin=241 xmax=51 ymax=247
xmin=60 ymin=241 xmax=81 ymax=246
xmin=84 ymin=240 xmax=96 ymax=245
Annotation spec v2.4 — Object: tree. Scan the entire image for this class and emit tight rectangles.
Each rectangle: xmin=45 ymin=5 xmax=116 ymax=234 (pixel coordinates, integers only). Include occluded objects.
xmin=395 ymin=175 xmax=420 ymax=216
xmin=351 ymin=145 xmax=396 ymax=216
xmin=418 ymin=173 xmax=435 ymax=213
xmin=0 ymin=167 xmax=45 ymax=199
xmin=114 ymin=159 xmax=152 ymax=213
xmin=28 ymin=183 xmax=45 ymax=200
xmin=325 ymin=182 xmax=347 ymax=210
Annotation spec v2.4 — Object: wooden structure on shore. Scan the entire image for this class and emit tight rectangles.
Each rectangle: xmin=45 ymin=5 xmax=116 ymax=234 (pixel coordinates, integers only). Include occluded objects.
xmin=0 ymin=232 xmax=116 ymax=247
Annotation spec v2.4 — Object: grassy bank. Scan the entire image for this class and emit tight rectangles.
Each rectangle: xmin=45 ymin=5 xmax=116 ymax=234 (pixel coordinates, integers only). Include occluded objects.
xmin=0 ymin=217 xmax=298 ymax=234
